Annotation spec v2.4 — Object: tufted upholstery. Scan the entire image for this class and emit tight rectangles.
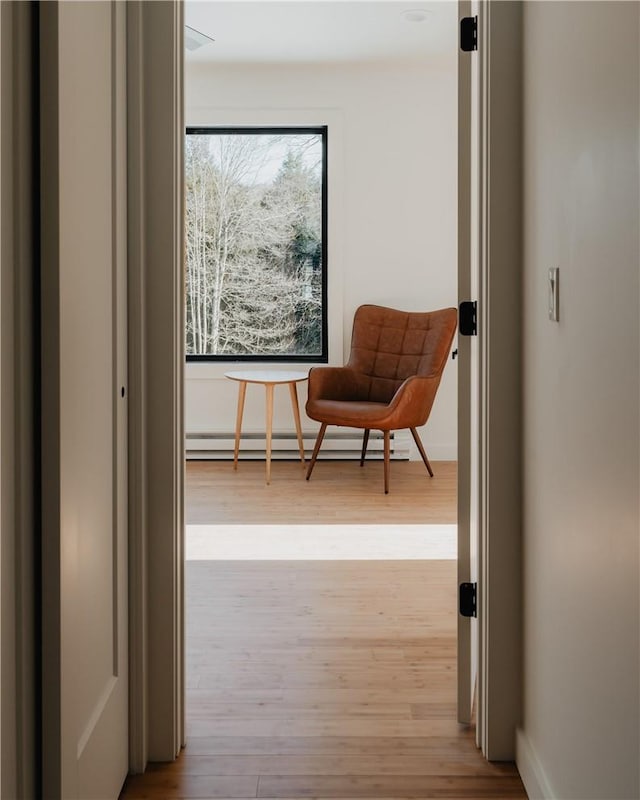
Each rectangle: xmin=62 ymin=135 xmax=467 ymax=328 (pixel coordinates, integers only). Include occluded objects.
xmin=347 ymin=305 xmax=459 ymax=403
xmin=305 ymin=304 xmax=457 ymax=493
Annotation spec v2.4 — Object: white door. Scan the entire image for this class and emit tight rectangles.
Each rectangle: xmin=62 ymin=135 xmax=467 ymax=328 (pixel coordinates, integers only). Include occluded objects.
xmin=457 ymin=0 xmax=482 ymax=727
xmin=41 ymin=2 xmax=129 ymax=797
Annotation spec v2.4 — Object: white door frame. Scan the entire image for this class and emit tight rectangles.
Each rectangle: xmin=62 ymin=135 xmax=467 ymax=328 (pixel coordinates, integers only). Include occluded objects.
xmin=126 ymin=0 xmax=185 ymax=769
xmin=1 ymin=3 xmax=38 ymax=796
xmin=130 ymin=0 xmax=523 ymax=769
xmin=468 ymin=0 xmax=523 ymax=760
xmin=457 ymin=0 xmax=478 ymax=732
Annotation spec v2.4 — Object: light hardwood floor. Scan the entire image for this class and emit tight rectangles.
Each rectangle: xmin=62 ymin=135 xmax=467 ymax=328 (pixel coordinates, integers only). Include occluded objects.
xmin=120 ymin=461 xmax=526 ymax=799
xmin=186 ymin=460 xmax=458 ymax=525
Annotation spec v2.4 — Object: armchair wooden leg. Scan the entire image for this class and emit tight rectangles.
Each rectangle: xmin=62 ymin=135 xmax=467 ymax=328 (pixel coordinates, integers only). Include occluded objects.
xmin=383 ymin=430 xmax=390 ymax=494
xmin=360 ymin=429 xmax=370 ymax=467
xmin=410 ymin=427 xmax=434 ymax=477
xmin=306 ymin=423 xmax=327 ymax=481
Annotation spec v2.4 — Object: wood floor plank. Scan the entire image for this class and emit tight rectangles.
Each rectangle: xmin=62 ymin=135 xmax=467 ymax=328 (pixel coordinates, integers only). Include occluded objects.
xmin=120 ymin=463 xmax=526 ymax=800
xmin=186 ymin=460 xmax=457 ymax=525
xmin=153 ymin=754 xmax=520 ymax=778
xmin=120 ymin=772 xmax=258 ymax=799
xmin=185 ymin=718 xmax=468 ymax=739
xmin=186 ymin=702 xmax=415 ymax=720
xmin=256 ymin=774 xmax=526 ymax=798
xmin=186 ymin=688 xmax=457 ymax=705
xmin=181 ymin=735 xmax=484 ymax=757
xmin=192 ymin=674 xmax=454 ymax=693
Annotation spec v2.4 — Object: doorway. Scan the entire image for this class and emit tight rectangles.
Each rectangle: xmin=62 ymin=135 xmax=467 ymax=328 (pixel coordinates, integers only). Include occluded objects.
xmin=121 ymin=0 xmax=517 ymax=788
xmin=122 ymin=3 xmax=524 ymax=796
xmin=178 ymin=4 xmax=492 ymax=792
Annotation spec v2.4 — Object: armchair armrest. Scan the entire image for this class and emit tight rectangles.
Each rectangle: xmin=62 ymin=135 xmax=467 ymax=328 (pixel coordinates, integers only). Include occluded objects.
xmin=387 ymin=374 xmax=441 ymax=428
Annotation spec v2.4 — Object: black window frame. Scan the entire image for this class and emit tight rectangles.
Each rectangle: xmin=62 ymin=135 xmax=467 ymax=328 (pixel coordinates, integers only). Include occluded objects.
xmin=185 ymin=125 xmax=328 ymax=364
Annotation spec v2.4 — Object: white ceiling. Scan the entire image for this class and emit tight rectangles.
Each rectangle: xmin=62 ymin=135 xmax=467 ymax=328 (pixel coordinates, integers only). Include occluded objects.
xmin=185 ymin=1 xmax=457 ymax=64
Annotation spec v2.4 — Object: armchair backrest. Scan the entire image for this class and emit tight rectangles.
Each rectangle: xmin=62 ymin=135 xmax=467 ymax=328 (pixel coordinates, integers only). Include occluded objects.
xmin=347 ymin=305 xmax=458 ymax=404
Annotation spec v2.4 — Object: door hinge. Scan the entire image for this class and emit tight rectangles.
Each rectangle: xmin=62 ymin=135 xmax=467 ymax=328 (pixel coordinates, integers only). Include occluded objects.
xmin=460 ymin=16 xmax=478 ymax=52
xmin=459 ymin=582 xmax=477 ymax=617
xmin=459 ymin=301 xmax=477 ymax=336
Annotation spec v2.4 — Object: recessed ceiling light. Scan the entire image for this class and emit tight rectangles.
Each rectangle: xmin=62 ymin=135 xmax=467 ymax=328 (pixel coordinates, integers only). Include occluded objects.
xmin=401 ymin=9 xmax=431 ymax=23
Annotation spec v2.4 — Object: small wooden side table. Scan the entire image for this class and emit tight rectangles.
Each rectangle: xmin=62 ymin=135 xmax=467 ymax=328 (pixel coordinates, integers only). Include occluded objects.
xmin=224 ymin=370 xmax=309 ymax=484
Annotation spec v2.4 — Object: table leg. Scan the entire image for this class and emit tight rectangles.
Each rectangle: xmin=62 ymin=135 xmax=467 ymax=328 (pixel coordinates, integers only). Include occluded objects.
xmin=265 ymin=383 xmax=274 ymax=484
xmin=233 ymin=381 xmax=247 ymax=470
xmin=288 ymin=382 xmax=306 ymax=465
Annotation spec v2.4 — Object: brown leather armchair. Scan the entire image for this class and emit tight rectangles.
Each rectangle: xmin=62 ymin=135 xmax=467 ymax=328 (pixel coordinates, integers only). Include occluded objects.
xmin=305 ymin=304 xmax=457 ymax=493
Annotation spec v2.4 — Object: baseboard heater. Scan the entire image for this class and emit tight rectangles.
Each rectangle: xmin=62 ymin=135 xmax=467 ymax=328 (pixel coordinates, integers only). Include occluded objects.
xmin=185 ymin=429 xmax=411 ymax=461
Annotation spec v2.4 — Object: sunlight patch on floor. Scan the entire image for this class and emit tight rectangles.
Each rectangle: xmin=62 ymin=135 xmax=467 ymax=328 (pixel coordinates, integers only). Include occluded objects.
xmin=186 ymin=524 xmax=457 ymax=561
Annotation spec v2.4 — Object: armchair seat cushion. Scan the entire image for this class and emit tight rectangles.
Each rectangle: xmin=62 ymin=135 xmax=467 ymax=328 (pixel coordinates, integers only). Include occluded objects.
xmin=306 ymin=399 xmax=392 ymax=429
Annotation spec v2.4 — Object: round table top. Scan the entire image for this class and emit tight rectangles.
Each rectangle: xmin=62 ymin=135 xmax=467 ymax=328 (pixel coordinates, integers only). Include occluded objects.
xmin=224 ymin=369 xmax=309 ymax=385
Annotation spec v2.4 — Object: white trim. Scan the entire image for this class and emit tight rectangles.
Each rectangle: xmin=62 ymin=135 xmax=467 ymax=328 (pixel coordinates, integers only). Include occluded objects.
xmin=2 ymin=7 xmax=38 ymax=794
xmin=478 ymin=0 xmax=489 ymax=754
xmin=456 ymin=0 xmax=474 ymax=729
xmin=125 ymin=1 xmax=148 ymax=774
xmin=140 ymin=0 xmax=522 ymax=771
xmin=478 ymin=0 xmax=523 ymax=760
xmin=516 ymin=728 xmax=556 ymax=800
xmin=185 ymin=428 xmax=411 ymax=461
xmin=39 ymin=2 xmax=63 ymax=790
xmin=457 ymin=0 xmax=523 ymax=759
xmin=0 ymin=6 xmax=14 ymax=794
xmin=185 ymin=429 xmax=454 ymax=461
xmin=126 ymin=0 xmax=184 ymax=768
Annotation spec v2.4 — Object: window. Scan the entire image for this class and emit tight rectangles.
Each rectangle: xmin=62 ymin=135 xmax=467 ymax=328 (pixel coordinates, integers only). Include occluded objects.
xmin=185 ymin=127 xmax=327 ymax=361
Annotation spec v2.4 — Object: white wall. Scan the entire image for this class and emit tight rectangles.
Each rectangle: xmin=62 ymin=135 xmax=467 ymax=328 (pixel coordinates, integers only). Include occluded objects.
xmin=185 ymin=53 xmax=458 ymax=459
xmin=518 ymin=3 xmax=639 ymax=798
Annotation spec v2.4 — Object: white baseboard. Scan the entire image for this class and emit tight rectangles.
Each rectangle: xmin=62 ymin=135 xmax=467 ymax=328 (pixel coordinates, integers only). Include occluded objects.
xmin=516 ymin=728 xmax=555 ymax=800
xmin=185 ymin=429 xmax=411 ymax=460
xmin=185 ymin=429 xmax=457 ymax=463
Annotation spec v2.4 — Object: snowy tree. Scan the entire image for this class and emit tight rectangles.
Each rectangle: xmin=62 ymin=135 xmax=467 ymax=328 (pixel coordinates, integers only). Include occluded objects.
xmin=185 ymin=132 xmax=323 ymax=357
